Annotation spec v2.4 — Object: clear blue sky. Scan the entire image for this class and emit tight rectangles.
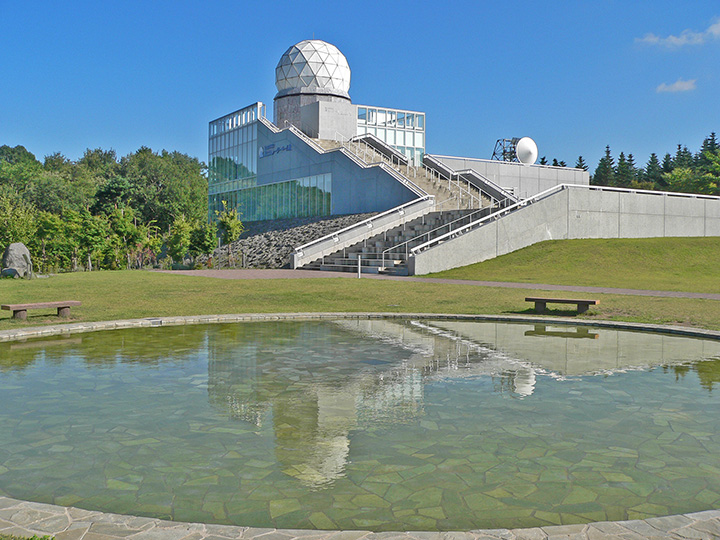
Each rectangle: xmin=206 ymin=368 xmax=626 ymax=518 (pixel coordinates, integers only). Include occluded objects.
xmin=1 ymin=0 xmax=718 ymax=172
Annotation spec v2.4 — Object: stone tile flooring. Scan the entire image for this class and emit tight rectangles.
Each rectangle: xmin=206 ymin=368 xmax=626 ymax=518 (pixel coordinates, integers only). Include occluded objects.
xmin=2 ymin=315 xmax=720 ymax=539
xmin=1 ymin=496 xmax=720 ymax=540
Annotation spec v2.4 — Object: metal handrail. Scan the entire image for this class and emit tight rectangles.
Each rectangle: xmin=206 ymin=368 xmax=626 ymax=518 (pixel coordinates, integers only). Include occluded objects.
xmin=291 ymin=195 xmax=436 ymax=268
xmin=410 ymin=184 xmax=566 ymax=256
xmin=379 ymin=205 xmax=493 ymax=270
xmin=263 ymin=118 xmax=428 ymax=198
xmin=409 ymin=183 xmax=720 ymax=257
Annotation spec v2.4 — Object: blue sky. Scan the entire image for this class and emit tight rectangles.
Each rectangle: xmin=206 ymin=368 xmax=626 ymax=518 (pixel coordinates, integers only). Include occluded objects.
xmin=1 ymin=1 xmax=718 ymax=172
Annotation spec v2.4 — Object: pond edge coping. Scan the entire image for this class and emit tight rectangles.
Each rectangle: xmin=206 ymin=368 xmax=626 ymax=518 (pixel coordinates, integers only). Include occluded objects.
xmin=1 ymin=312 xmax=720 ymax=540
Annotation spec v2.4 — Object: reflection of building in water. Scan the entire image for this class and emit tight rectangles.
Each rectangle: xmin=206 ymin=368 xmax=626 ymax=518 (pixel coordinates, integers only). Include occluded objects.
xmin=205 ymin=319 xmax=529 ymax=489
xmin=205 ymin=319 xmax=720 ymax=489
xmin=428 ymin=320 xmax=720 ymax=376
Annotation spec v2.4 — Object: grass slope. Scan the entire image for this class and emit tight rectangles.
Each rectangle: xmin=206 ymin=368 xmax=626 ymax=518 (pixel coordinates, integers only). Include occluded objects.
xmin=1 ymin=266 xmax=719 ymax=330
xmin=427 ymin=237 xmax=720 ymax=293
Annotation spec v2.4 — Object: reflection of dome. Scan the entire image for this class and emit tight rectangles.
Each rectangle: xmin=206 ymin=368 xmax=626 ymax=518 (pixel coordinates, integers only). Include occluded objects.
xmin=275 ymin=40 xmax=351 ymax=97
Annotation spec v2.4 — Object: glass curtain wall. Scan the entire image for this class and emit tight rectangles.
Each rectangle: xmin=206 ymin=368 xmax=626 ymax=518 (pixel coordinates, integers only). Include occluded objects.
xmin=356 ymin=105 xmax=425 ymax=165
xmin=208 ymin=103 xmax=264 ymax=220
xmin=234 ymin=174 xmax=332 ymax=222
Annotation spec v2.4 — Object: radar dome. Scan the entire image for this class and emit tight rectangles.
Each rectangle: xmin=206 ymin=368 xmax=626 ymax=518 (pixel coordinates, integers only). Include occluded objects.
xmin=275 ymin=40 xmax=351 ymax=97
xmin=516 ymin=137 xmax=538 ymax=165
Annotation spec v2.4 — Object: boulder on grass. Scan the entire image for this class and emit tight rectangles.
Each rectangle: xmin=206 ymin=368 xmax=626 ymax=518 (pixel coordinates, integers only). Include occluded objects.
xmin=1 ymin=243 xmax=33 ymax=278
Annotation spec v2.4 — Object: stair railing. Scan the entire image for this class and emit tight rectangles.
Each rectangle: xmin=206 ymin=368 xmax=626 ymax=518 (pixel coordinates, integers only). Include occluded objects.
xmin=291 ymin=195 xmax=436 ymax=269
xmin=380 ymin=203 xmax=495 ymax=271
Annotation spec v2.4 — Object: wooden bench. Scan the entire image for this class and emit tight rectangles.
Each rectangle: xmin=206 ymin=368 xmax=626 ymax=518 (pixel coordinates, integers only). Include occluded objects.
xmin=1 ymin=301 xmax=81 ymax=320
xmin=525 ymin=297 xmax=598 ymax=314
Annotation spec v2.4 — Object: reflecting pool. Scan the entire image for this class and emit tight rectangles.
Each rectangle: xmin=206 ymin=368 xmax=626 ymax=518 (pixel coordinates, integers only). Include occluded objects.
xmin=1 ymin=319 xmax=720 ymax=531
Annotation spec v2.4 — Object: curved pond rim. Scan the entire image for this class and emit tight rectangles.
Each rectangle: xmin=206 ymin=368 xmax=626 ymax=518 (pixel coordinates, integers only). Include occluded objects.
xmin=2 ymin=311 xmax=720 ymax=343
xmin=1 ymin=312 xmax=720 ymax=540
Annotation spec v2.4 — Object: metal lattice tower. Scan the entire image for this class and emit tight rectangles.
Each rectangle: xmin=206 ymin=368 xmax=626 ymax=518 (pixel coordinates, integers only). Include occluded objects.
xmin=492 ymin=138 xmax=521 ymax=162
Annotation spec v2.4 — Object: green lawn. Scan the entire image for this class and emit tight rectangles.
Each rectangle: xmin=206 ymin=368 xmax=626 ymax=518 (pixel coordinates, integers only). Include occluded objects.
xmin=1 ymin=262 xmax=720 ymax=330
xmin=427 ymin=237 xmax=720 ymax=293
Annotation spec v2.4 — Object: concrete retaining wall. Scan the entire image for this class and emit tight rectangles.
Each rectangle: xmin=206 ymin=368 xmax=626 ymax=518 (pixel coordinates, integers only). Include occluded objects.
xmin=430 ymin=155 xmax=589 ymax=199
xmin=410 ymin=186 xmax=720 ymax=275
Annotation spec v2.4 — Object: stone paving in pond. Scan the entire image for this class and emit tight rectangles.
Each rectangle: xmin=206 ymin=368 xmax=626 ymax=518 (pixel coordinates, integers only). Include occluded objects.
xmin=1 ymin=496 xmax=720 ymax=540
xmin=2 ymin=315 xmax=720 ymax=539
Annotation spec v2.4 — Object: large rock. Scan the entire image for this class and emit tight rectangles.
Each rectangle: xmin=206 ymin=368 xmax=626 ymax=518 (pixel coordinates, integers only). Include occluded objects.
xmin=2 ymin=242 xmax=33 ymax=278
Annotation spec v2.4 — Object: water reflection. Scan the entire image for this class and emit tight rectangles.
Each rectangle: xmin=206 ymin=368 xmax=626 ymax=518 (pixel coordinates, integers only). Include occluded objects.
xmin=1 ymin=319 xmax=720 ymax=528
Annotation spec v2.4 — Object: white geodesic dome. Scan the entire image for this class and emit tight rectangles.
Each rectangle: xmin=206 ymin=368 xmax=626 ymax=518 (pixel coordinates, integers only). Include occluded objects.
xmin=275 ymin=40 xmax=351 ymax=95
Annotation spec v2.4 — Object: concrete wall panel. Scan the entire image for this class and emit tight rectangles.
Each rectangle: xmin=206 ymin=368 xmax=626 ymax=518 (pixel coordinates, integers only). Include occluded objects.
xmin=618 ymin=213 xmax=665 ymax=238
xmin=664 ymin=215 xmax=706 ymax=237
xmin=618 ymin=192 xmax=664 ymax=215
xmin=410 ymin=220 xmax=499 ymax=275
xmin=704 ymin=217 xmax=720 ymax=236
xmin=568 ymin=210 xmax=620 ymax=239
xmin=568 ymin=187 xmax=620 ymax=214
xmin=433 ymin=156 xmax=590 ymax=200
xmin=704 ymin=199 xmax=720 ymax=218
xmin=412 ymin=185 xmax=720 ymax=274
xmin=664 ymin=195 xmax=705 ymax=216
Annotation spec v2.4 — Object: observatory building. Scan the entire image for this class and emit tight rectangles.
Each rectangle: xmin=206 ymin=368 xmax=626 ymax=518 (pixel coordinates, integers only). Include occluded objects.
xmin=208 ymin=39 xmax=586 ymax=224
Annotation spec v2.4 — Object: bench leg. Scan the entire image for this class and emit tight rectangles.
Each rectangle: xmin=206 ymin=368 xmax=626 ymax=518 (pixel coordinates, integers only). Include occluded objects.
xmin=12 ymin=309 xmax=27 ymax=320
xmin=534 ymin=301 xmax=546 ymax=313
xmin=57 ymin=307 xmax=71 ymax=318
xmin=577 ymin=304 xmax=589 ymax=314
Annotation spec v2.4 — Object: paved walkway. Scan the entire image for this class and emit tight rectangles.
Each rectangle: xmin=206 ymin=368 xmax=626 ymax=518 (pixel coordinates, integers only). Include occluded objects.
xmin=156 ymin=269 xmax=720 ymax=301
xmin=1 ymin=496 xmax=719 ymax=540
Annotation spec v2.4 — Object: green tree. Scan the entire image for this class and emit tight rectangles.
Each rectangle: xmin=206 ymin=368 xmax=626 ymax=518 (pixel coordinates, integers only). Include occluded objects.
xmin=216 ymin=200 xmax=244 ymax=245
xmin=661 ymin=153 xmax=674 ymax=174
xmin=662 ymin=167 xmax=698 ymax=194
xmin=34 ymin=212 xmax=71 ymax=273
xmin=674 ymin=144 xmax=694 ymax=170
xmin=0 ymin=188 xmax=37 ymax=254
xmin=119 ymin=147 xmax=207 ymax=231
xmin=575 ymin=156 xmax=588 ymax=171
xmin=79 ymin=212 xmax=110 ymax=271
xmin=592 ymin=146 xmax=615 ymax=186
xmin=107 ymin=207 xmax=143 ymax=269
xmin=539 ymin=156 xmax=548 ymax=165
xmin=644 ymin=153 xmax=664 ymax=188
xmin=167 ymin=214 xmax=193 ymax=262
xmin=189 ymin=220 xmax=218 ymax=258
xmin=697 ymin=132 xmax=720 ymax=175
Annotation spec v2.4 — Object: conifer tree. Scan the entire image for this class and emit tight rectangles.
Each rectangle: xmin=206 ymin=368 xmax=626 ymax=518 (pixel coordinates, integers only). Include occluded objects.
xmin=615 ymin=152 xmax=634 ymax=187
xmin=575 ymin=156 xmax=588 ymax=171
xmin=697 ymin=132 xmax=720 ymax=174
xmin=644 ymin=153 xmax=664 ymax=187
xmin=592 ymin=146 xmax=615 ymax=186
xmin=674 ymin=144 xmax=694 ymax=169
xmin=661 ymin=153 xmax=674 ymax=174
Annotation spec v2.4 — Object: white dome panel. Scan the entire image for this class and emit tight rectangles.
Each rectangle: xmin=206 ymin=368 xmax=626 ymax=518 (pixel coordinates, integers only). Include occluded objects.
xmin=275 ymin=39 xmax=351 ymax=95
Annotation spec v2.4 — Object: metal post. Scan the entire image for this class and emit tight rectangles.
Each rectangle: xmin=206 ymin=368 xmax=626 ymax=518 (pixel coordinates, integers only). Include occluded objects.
xmin=357 ymin=254 xmax=362 ymax=278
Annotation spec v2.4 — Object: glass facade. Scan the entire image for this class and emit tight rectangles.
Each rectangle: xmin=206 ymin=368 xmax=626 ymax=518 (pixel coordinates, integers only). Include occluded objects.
xmin=232 ymin=174 xmax=332 ymax=222
xmin=208 ymin=103 xmax=264 ymax=220
xmin=356 ymin=105 xmax=425 ymax=165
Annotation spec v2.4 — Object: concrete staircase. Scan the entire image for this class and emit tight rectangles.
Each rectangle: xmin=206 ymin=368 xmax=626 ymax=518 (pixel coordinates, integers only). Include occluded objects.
xmin=315 ymin=137 xmax=489 ymax=210
xmin=302 ymin=207 xmax=498 ymax=275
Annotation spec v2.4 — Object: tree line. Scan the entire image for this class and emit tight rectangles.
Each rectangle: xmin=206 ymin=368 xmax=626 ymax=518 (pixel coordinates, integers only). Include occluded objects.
xmin=0 ymin=145 xmax=241 ymax=273
xmin=589 ymin=132 xmax=720 ymax=194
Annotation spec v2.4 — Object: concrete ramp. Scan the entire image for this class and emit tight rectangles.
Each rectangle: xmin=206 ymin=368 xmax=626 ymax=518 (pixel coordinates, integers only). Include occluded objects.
xmin=409 ymin=184 xmax=720 ymax=275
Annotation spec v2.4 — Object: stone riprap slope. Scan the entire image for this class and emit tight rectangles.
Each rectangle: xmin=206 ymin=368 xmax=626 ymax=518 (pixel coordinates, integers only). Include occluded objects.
xmin=201 ymin=213 xmax=376 ymax=269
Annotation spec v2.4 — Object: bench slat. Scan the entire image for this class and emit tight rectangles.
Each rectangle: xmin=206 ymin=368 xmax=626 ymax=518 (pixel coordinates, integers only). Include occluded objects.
xmin=2 ymin=301 xmax=82 ymax=310
xmin=525 ymin=297 xmax=598 ymax=305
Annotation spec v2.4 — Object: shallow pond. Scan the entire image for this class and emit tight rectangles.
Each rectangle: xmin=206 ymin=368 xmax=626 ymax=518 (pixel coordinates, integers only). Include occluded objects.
xmin=0 ymin=319 xmax=719 ymax=531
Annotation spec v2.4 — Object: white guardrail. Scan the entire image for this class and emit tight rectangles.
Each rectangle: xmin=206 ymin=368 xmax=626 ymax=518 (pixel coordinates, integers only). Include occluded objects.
xmin=409 ymin=183 xmax=720 ymax=257
xmin=291 ymin=195 xmax=436 ymax=269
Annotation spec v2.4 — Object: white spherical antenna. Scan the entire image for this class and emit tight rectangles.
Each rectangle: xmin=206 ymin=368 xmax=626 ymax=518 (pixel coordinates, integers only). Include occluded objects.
xmin=516 ymin=137 xmax=538 ymax=165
